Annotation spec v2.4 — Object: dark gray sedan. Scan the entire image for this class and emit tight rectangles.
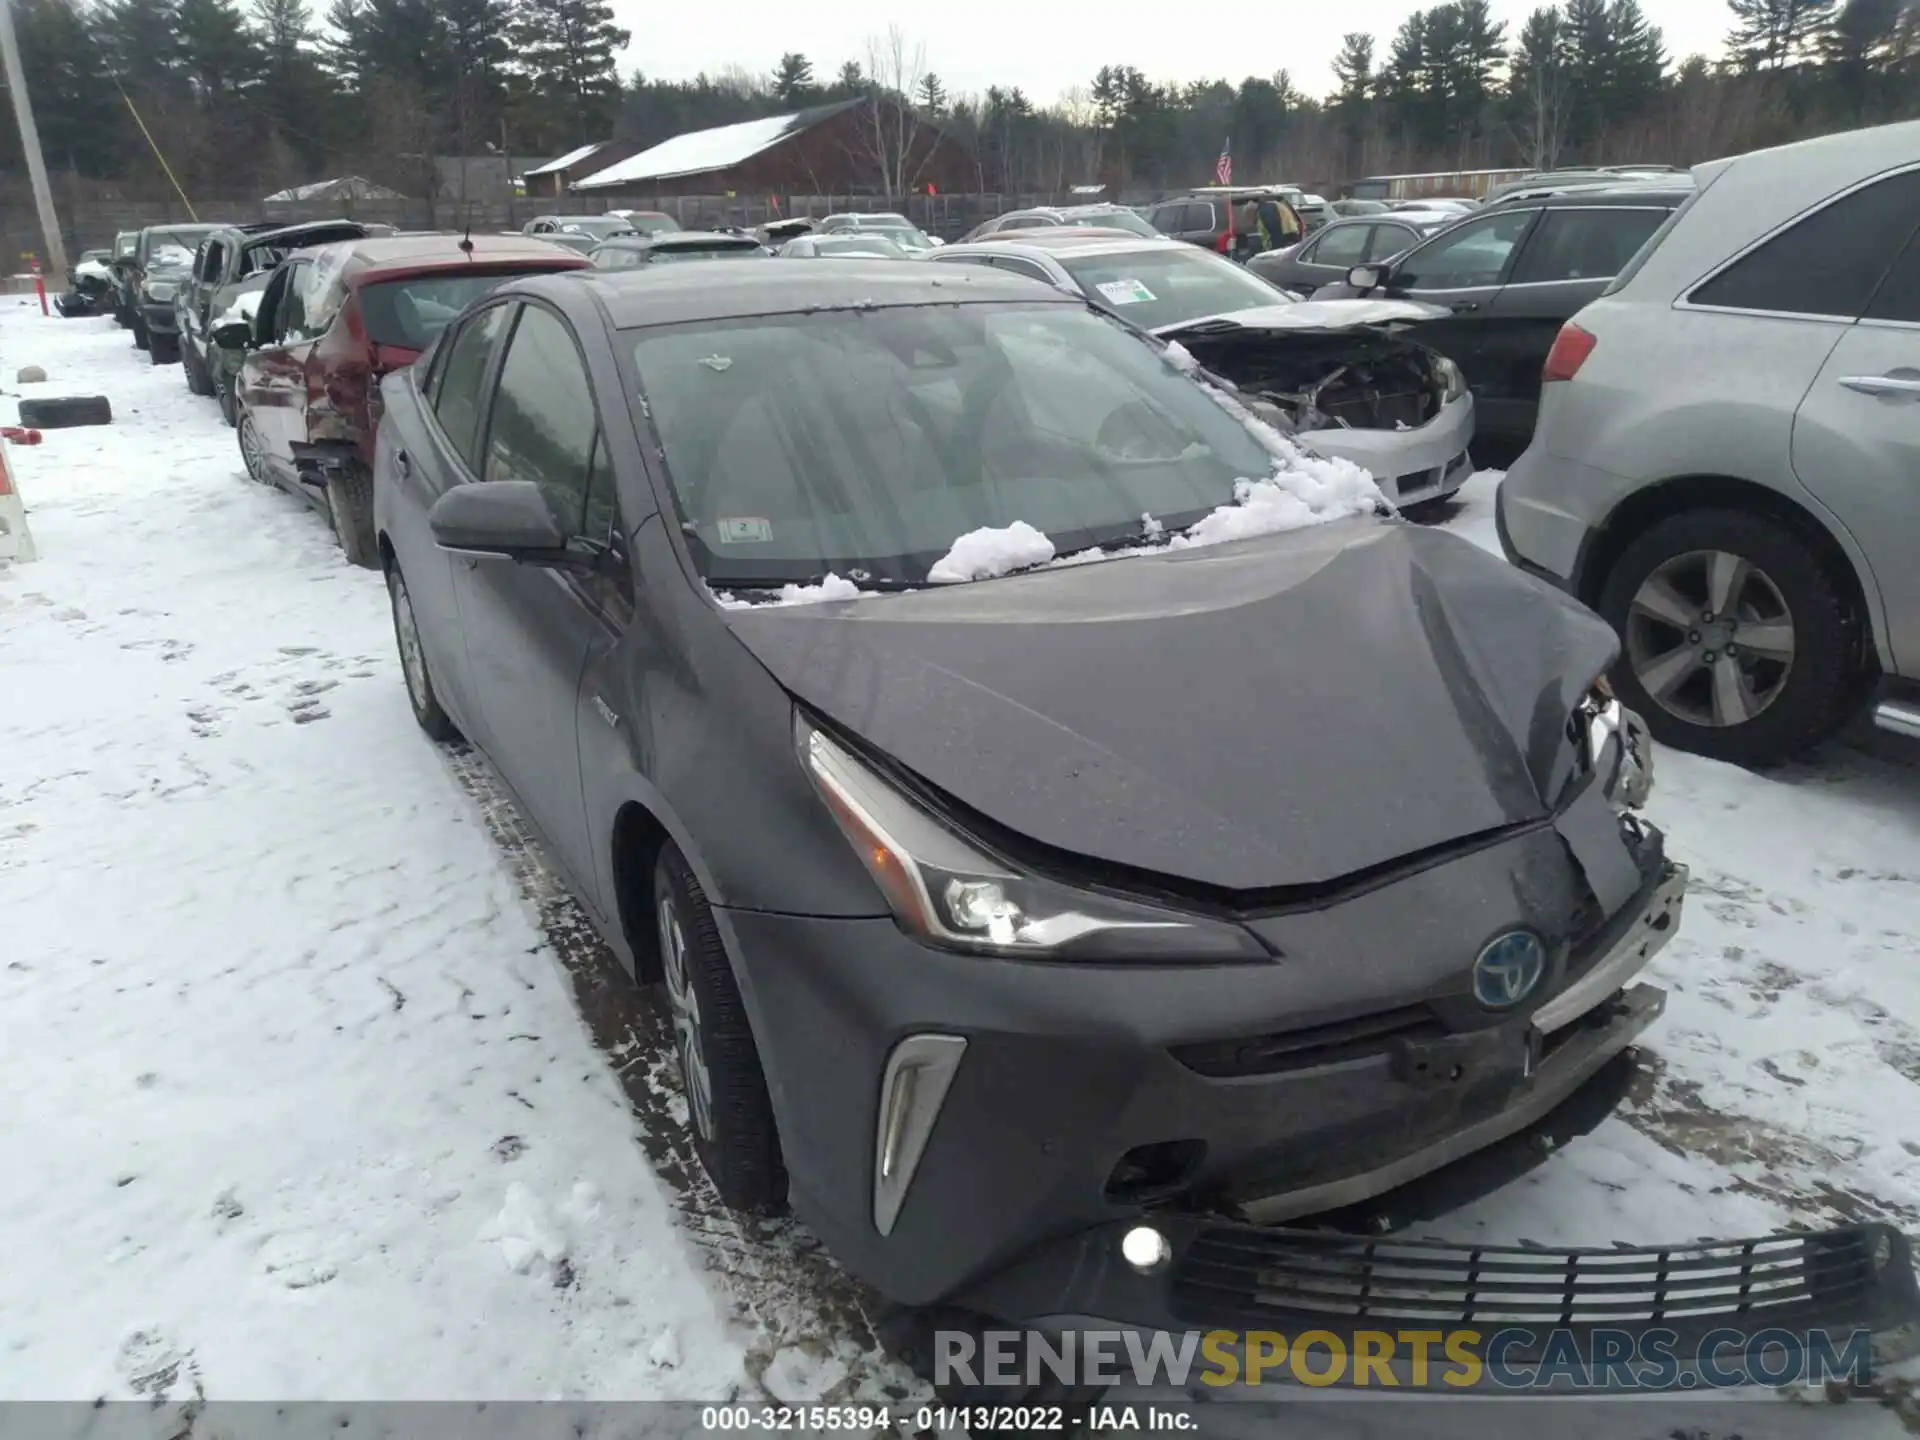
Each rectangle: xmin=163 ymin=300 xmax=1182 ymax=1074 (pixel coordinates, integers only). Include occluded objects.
xmin=368 ymin=260 xmax=1913 ymax=1390
xmin=1248 ymin=213 xmax=1454 ymax=295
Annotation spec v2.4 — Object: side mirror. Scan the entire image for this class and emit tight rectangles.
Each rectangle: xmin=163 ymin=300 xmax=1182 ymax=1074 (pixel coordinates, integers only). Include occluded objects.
xmin=1347 ymin=264 xmax=1386 ymax=291
xmin=428 ymin=480 xmax=574 ymax=565
xmin=210 ymin=320 xmax=252 ymax=349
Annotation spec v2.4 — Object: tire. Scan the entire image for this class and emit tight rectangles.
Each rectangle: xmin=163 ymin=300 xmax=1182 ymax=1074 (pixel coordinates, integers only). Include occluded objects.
xmin=182 ymin=340 xmax=214 ymax=396
xmin=16 ymin=395 xmax=112 ymax=429
xmin=237 ymin=409 xmax=270 ymax=485
xmin=149 ymin=332 xmax=180 ymax=365
xmin=325 ymin=467 xmax=379 ymax=568
xmin=653 ymin=844 xmax=786 ymax=1213
xmin=1597 ymin=508 xmax=1859 ymax=767
xmin=132 ymin=316 xmax=149 ymax=351
xmin=217 ymin=370 xmax=237 ymax=427
xmin=386 ymin=563 xmax=460 ymax=742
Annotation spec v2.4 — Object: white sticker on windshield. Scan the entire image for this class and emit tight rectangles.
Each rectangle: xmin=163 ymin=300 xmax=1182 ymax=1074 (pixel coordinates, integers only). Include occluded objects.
xmin=719 ymin=517 xmax=773 ymax=543
xmin=1096 ymin=279 xmax=1156 ymax=305
xmin=698 ymin=354 xmax=733 ymax=372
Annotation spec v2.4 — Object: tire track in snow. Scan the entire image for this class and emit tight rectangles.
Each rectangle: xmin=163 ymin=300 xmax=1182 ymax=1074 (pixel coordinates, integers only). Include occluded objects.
xmin=439 ymin=741 xmax=926 ymax=1410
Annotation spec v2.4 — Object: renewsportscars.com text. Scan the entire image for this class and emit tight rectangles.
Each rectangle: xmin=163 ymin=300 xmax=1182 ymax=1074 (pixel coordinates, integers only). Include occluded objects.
xmin=936 ymin=1326 xmax=1875 ymax=1391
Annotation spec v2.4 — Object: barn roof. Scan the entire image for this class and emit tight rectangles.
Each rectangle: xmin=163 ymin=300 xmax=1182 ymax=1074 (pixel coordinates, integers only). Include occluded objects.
xmin=571 ymin=99 xmax=864 ymax=189
xmin=526 ymin=142 xmax=610 ymax=178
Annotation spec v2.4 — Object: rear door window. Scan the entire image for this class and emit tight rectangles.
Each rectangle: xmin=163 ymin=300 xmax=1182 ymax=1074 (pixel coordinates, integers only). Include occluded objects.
xmin=1309 ymin=224 xmax=1372 ymax=269
xmin=1689 ymin=168 xmax=1920 ymax=319
xmin=1185 ymin=202 xmax=1217 ymax=233
xmin=1149 ymin=205 xmax=1183 ymax=235
xmin=432 ymin=303 xmax=512 ymax=473
xmin=1366 ymin=223 xmax=1421 ymax=261
xmin=1508 ymin=208 xmax=1672 ymax=285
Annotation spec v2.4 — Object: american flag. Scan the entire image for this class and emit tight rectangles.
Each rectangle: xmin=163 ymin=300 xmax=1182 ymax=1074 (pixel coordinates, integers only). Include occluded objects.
xmin=1214 ymin=138 xmax=1232 ymax=185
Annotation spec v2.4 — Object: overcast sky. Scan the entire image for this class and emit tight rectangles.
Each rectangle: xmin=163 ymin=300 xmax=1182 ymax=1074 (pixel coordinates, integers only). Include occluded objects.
xmin=608 ymin=0 xmax=1728 ymax=106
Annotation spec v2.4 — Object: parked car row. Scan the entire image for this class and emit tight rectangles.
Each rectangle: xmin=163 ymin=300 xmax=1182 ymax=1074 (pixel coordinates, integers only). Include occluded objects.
xmin=354 ymin=244 xmax=1919 ymax=1391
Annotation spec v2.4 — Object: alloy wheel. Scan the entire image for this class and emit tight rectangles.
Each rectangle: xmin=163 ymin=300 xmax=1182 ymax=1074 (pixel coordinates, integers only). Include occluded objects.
xmin=389 ymin=572 xmax=429 ymax=713
xmin=1624 ymin=548 xmax=1797 ymax=728
xmin=657 ymin=894 xmax=714 ymax=1142
xmin=238 ymin=412 xmax=267 ymax=483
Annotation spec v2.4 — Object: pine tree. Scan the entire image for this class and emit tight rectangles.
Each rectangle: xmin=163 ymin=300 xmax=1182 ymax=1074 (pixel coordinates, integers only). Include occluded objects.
xmin=176 ymin=0 xmax=259 ymax=98
xmin=4 ymin=0 xmax=130 ymax=176
xmin=917 ymin=72 xmax=947 ymax=113
xmin=504 ymin=0 xmax=630 ymax=150
xmin=833 ymin=59 xmax=865 ymax=96
xmin=1331 ymin=32 xmax=1376 ymax=107
xmin=1606 ymin=0 xmax=1669 ymax=122
xmin=771 ymin=53 xmax=814 ymax=106
xmin=1507 ymin=6 xmax=1571 ymax=168
xmin=1727 ymin=0 xmax=1839 ymax=69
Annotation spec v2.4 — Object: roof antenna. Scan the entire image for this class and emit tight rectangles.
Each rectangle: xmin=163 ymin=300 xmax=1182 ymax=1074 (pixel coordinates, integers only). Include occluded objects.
xmin=459 ymin=202 xmax=475 ymax=254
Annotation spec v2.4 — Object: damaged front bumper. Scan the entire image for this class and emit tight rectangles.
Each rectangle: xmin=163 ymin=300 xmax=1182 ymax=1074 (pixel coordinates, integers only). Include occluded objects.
xmin=1306 ymin=389 xmax=1476 ymax=507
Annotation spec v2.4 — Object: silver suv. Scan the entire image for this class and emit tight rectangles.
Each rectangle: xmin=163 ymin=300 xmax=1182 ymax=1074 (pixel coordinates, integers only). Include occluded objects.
xmin=1497 ymin=120 xmax=1920 ymax=766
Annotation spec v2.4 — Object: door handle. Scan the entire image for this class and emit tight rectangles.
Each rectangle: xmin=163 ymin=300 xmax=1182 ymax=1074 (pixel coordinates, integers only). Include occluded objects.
xmin=1839 ymin=374 xmax=1920 ymax=398
xmin=1449 ymin=301 xmax=1481 ymax=314
xmin=395 ymin=450 xmax=411 ymax=477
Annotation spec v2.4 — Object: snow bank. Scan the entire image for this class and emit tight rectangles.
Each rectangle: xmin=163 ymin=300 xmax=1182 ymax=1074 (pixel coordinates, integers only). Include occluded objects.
xmin=928 ymin=520 xmax=1055 ymax=584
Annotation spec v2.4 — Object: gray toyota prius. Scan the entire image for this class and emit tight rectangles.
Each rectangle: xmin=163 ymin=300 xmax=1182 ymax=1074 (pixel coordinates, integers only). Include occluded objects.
xmin=371 ymin=261 xmax=1917 ymax=1391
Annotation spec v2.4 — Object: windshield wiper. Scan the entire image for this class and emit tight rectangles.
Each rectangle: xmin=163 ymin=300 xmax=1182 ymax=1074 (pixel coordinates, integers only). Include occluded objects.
xmin=1049 ymin=523 xmax=1178 ymax=566
xmin=712 ymin=574 xmax=918 ymax=594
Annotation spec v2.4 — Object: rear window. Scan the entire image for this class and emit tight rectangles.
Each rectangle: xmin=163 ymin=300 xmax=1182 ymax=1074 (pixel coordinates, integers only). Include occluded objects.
xmin=1058 ymin=246 xmax=1289 ymax=330
xmin=358 ymin=270 xmax=571 ymax=350
xmin=1687 ymin=168 xmax=1920 ymax=318
xmin=628 ymin=215 xmax=679 ymax=235
xmin=1068 ymin=211 xmax=1157 ymax=238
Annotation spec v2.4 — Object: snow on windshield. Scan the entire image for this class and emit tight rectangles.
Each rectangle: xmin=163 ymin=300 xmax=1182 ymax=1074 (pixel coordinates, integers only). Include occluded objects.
xmin=928 ymin=520 xmax=1055 ymax=584
xmin=714 ymin=574 xmax=869 ymax=609
xmin=150 ymin=244 xmax=195 ymax=269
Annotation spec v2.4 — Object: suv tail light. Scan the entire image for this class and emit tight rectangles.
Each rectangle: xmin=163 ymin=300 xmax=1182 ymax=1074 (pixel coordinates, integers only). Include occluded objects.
xmin=1543 ymin=322 xmax=1597 ymax=383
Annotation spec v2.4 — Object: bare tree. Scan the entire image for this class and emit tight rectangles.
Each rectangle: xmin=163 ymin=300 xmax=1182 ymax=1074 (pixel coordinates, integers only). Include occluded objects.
xmin=846 ymin=26 xmax=932 ymax=203
xmin=1512 ymin=55 xmax=1571 ymax=169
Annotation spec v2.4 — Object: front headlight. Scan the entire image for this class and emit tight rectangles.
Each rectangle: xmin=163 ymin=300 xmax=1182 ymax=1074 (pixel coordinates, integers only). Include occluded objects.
xmin=1577 ymin=681 xmax=1654 ymax=811
xmin=144 ymin=280 xmax=177 ymax=302
xmin=799 ymin=717 xmax=1268 ymax=961
xmin=1433 ymin=354 xmax=1467 ymax=403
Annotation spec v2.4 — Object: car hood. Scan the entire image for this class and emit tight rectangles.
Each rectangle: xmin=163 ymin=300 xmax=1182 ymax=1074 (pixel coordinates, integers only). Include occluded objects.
xmin=722 ymin=521 xmax=1619 ymax=894
xmin=1156 ymin=299 xmax=1449 ymax=338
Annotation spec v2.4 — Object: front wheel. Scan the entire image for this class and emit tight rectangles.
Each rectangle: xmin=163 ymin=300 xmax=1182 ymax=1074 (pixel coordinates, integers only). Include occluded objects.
xmin=653 ymin=844 xmax=786 ymax=1214
xmin=132 ymin=316 xmax=149 ymax=351
xmin=182 ymin=339 xmax=214 ymax=395
xmin=149 ymin=332 xmax=179 ymax=365
xmin=1597 ymin=508 xmax=1860 ymax=767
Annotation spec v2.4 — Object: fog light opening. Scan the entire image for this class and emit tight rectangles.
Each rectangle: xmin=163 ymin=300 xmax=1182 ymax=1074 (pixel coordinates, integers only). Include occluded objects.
xmin=1120 ymin=1224 xmax=1172 ymax=1274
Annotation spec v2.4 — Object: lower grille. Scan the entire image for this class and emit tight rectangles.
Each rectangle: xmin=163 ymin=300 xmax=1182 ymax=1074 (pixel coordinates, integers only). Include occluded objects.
xmin=1170 ymin=1004 xmax=1442 ymax=1078
xmin=1170 ymin=1223 xmax=1916 ymax=1332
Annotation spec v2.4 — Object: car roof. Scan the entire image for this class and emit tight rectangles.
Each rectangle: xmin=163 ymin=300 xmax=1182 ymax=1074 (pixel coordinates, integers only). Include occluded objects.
xmin=596 ymin=232 xmax=764 ymax=255
xmin=968 ymin=230 xmax=1179 ymax=257
xmin=332 ymin=233 xmax=592 ymax=281
xmin=572 ymin=258 xmax=1076 ymax=329
xmin=1486 ymin=184 xmax=1693 ymax=210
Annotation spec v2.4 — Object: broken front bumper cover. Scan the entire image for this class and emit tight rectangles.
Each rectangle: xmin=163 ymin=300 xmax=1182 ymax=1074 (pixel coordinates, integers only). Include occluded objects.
xmin=953 ymin=1215 xmax=1920 ymax=1390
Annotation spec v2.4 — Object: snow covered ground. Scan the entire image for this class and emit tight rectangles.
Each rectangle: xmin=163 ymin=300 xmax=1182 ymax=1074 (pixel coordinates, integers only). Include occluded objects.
xmin=2 ymin=305 xmax=1918 ymax=1430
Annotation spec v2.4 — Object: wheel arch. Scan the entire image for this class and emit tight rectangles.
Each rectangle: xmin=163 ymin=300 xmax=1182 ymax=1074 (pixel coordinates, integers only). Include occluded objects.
xmin=1576 ymin=473 xmax=1884 ymax=673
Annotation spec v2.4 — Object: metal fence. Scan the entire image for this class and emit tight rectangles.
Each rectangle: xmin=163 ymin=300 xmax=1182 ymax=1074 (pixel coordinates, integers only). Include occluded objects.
xmin=7 ymin=190 xmax=1134 ymax=264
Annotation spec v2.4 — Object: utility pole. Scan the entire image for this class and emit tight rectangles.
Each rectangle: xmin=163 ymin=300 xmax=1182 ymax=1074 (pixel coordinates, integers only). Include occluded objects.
xmin=0 ymin=0 xmax=68 ymax=276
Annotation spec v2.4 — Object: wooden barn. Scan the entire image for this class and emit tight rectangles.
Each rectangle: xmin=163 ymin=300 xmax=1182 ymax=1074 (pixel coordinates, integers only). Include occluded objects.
xmin=569 ymin=98 xmax=973 ymax=200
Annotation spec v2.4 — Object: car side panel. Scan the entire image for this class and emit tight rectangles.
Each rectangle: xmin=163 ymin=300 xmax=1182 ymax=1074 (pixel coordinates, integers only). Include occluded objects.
xmin=1791 ymin=323 xmax=1920 ymax=674
xmin=374 ymin=374 xmax=483 ymax=737
xmin=1479 ymin=277 xmax=1611 ymax=441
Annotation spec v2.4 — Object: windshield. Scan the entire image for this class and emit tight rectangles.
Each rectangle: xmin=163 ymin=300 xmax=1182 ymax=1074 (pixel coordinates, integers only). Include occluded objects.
xmin=560 ymin=217 xmax=635 ymax=238
xmin=626 ymin=302 xmax=1324 ymax=589
xmin=143 ymin=227 xmax=215 ymax=266
xmin=1066 ymin=210 xmax=1157 ymax=238
xmin=650 ymin=243 xmax=767 ymax=263
xmin=812 ymin=236 xmax=907 ymax=258
xmin=358 ymin=269 xmax=567 ymax=350
xmin=1057 ymin=246 xmax=1292 ymax=330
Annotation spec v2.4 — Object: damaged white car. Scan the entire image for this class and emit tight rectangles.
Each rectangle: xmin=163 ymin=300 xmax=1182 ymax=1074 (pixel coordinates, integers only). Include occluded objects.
xmin=926 ymin=231 xmax=1475 ymax=513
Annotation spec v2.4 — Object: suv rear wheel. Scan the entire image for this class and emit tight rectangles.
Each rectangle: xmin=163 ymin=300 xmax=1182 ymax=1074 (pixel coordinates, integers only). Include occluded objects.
xmin=182 ymin=339 xmax=214 ymax=396
xmin=1598 ymin=508 xmax=1859 ymax=766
